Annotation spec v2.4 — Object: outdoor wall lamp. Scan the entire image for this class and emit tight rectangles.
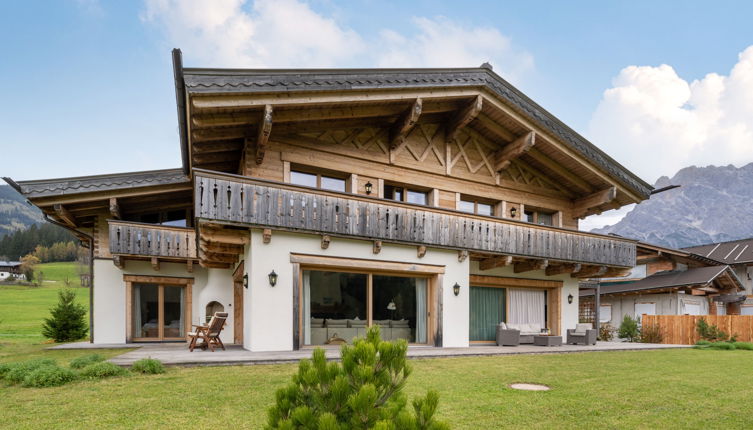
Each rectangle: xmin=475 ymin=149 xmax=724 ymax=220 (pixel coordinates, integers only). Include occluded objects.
xmin=268 ymin=270 xmax=278 ymax=287
xmin=365 ymin=181 xmax=373 ymax=195
xmin=568 ymin=294 xmax=573 ymax=304
xmin=453 ymin=282 xmax=461 ymax=296
xmin=243 ymin=274 xmax=248 ymax=289
xmin=509 ymin=207 xmax=517 ymax=218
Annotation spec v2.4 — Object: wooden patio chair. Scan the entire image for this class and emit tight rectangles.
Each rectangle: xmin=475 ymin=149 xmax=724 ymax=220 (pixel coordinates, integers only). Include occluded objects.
xmin=188 ymin=312 xmax=228 ymax=352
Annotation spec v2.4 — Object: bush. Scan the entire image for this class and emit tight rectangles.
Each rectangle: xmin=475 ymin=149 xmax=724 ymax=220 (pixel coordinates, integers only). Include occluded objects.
xmin=22 ymin=365 xmax=77 ymax=388
xmin=131 ymin=358 xmax=165 ymax=374
xmin=266 ymin=326 xmax=449 ymax=429
xmin=1 ymin=358 xmax=57 ymax=384
xmin=733 ymin=342 xmax=753 ymax=351
xmin=69 ymin=353 xmax=105 ymax=369
xmin=696 ymin=318 xmax=734 ymax=343
xmin=79 ymin=362 xmax=129 ymax=379
xmin=599 ymin=323 xmax=614 ymax=341
xmin=617 ymin=315 xmax=640 ymax=342
xmin=639 ymin=323 xmax=663 ymax=343
xmin=42 ymin=289 xmax=88 ymax=342
xmin=695 ymin=340 xmax=712 ymax=346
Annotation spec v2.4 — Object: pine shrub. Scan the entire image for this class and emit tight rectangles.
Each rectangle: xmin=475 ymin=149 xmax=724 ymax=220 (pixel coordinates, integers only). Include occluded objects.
xmin=131 ymin=358 xmax=165 ymax=374
xmin=266 ymin=326 xmax=449 ymax=429
xmin=42 ymin=289 xmax=88 ymax=342
xmin=22 ymin=365 xmax=77 ymax=388
xmin=79 ymin=362 xmax=129 ymax=379
xmin=2 ymin=358 xmax=57 ymax=384
xmin=696 ymin=318 xmax=733 ymax=342
xmin=617 ymin=315 xmax=640 ymax=342
xmin=69 ymin=353 xmax=105 ymax=369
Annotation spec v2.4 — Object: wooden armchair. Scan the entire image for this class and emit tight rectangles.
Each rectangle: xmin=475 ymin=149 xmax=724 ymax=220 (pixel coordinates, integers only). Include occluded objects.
xmin=188 ymin=312 xmax=228 ymax=352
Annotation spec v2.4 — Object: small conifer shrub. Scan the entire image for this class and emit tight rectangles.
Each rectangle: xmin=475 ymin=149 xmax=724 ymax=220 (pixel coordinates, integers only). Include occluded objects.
xmin=42 ymin=289 xmax=88 ymax=342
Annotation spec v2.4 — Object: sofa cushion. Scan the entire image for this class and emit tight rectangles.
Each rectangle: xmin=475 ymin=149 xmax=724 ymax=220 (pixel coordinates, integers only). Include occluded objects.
xmin=498 ymin=322 xmax=507 ymax=330
xmin=373 ymin=319 xmax=392 ymax=327
xmin=392 ymin=319 xmax=410 ymax=328
xmin=575 ymin=323 xmax=591 ymax=334
xmin=310 ymin=318 xmax=325 ymax=328
xmin=348 ymin=319 xmax=367 ymax=327
xmin=326 ymin=319 xmax=348 ymax=328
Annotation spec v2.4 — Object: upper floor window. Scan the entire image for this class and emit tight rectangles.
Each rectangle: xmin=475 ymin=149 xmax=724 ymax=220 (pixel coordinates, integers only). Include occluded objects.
xmin=385 ymin=184 xmax=428 ymax=205
xmin=290 ymin=168 xmax=346 ymax=192
xmin=524 ymin=209 xmax=555 ymax=226
xmin=131 ymin=209 xmax=190 ymax=227
xmin=458 ymin=196 xmax=494 ymax=216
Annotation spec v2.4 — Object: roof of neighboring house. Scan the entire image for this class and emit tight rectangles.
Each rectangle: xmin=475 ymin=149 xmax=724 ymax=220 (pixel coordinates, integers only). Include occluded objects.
xmin=582 ymin=265 xmax=743 ymax=295
xmin=174 ymin=51 xmax=653 ymax=200
xmin=3 ymin=169 xmax=189 ymax=200
xmin=0 ymin=261 xmax=21 ymax=267
xmin=683 ymin=238 xmax=753 ymax=265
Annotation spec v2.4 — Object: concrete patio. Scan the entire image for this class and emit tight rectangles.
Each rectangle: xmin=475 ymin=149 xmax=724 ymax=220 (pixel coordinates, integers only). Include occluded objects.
xmin=52 ymin=341 xmax=691 ymax=367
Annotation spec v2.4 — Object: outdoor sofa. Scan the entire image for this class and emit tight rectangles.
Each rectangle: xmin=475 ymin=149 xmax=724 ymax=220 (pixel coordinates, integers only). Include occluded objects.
xmin=496 ymin=322 xmax=542 ymax=346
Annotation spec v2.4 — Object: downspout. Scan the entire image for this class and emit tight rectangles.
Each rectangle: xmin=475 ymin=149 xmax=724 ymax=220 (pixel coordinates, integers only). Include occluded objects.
xmin=43 ymin=213 xmax=95 ymax=343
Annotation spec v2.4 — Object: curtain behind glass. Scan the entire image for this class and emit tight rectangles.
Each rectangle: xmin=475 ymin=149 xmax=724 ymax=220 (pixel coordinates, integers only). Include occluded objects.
xmin=415 ymin=279 xmax=427 ymax=343
xmin=507 ymin=288 xmax=545 ymax=328
xmin=179 ymin=288 xmax=185 ymax=336
xmin=133 ymin=285 xmax=142 ymax=337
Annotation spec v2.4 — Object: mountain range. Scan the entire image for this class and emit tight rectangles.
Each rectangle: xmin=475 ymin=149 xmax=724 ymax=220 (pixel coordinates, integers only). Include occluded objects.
xmin=593 ymin=163 xmax=753 ymax=249
xmin=0 ymin=184 xmax=42 ymax=237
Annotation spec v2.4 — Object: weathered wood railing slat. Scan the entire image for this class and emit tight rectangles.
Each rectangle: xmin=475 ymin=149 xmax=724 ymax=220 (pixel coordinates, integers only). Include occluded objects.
xmin=109 ymin=221 xmax=197 ymax=259
xmin=194 ymin=174 xmax=635 ymax=267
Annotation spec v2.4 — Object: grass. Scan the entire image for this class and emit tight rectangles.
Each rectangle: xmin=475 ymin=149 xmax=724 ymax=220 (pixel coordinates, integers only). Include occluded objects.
xmin=2 ymin=262 xmax=752 ymax=428
xmin=0 ymin=262 xmax=88 ymax=344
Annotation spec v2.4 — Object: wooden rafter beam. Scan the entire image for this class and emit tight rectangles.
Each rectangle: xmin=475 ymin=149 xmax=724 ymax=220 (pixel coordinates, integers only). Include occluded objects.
xmin=109 ymin=198 xmax=120 ymax=220
xmin=602 ymin=267 xmax=633 ymax=278
xmin=475 ymin=112 xmax=516 ymax=141
xmin=513 ymin=259 xmax=549 ymax=274
xmin=112 ymin=255 xmax=124 ymax=269
xmin=545 ymin=263 xmax=581 ymax=276
xmin=151 ymin=257 xmax=160 ymax=271
xmin=571 ymin=265 xmax=608 ymax=278
xmin=242 ymin=104 xmax=274 ymax=167
xmin=200 ymin=261 xmax=232 ymax=269
xmin=494 ymin=131 xmax=536 ymax=172
xmin=199 ymin=250 xmax=238 ymax=264
xmin=446 ymin=95 xmax=483 ymax=142
xmin=200 ymin=240 xmax=244 ymax=255
xmin=479 ymin=255 xmax=512 ymax=271
xmin=572 ymin=187 xmax=617 ymax=219
xmin=389 ymin=98 xmax=422 ymax=150
xmin=527 ymin=148 xmax=594 ymax=194
xmin=200 ymin=227 xmax=250 ymax=245
xmin=53 ymin=204 xmax=77 ymax=228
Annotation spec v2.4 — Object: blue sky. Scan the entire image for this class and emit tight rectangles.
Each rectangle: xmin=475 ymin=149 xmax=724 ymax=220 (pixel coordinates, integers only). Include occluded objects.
xmin=1 ymin=1 xmax=752 ymax=228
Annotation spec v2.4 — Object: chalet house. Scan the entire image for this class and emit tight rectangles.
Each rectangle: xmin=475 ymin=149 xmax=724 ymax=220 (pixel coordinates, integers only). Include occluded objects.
xmin=3 ymin=50 xmax=653 ymax=351
xmin=580 ymin=242 xmax=746 ymax=327
xmin=0 ymin=260 xmax=21 ymax=280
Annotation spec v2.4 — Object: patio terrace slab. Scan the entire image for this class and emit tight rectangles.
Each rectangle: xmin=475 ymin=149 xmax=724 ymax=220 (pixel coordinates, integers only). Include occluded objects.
xmin=106 ymin=342 xmax=690 ymax=367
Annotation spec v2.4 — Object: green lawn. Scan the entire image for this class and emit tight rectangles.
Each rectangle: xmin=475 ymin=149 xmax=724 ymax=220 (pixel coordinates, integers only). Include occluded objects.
xmin=2 ymin=262 xmax=752 ymax=429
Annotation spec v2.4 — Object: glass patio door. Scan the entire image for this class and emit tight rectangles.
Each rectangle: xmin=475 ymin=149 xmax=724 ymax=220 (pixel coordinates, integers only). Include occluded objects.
xmin=132 ymin=283 xmax=186 ymax=341
xmin=469 ymin=286 xmax=505 ymax=342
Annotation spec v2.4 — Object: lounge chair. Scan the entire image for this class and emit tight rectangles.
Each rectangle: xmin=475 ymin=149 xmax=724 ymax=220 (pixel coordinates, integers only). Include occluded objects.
xmin=566 ymin=323 xmax=598 ymax=345
xmin=188 ymin=312 xmax=228 ymax=352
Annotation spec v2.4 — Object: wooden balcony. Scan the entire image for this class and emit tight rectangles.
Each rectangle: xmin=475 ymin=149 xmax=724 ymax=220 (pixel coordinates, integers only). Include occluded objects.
xmin=194 ymin=170 xmax=636 ymax=268
xmin=108 ymin=220 xmax=197 ymax=261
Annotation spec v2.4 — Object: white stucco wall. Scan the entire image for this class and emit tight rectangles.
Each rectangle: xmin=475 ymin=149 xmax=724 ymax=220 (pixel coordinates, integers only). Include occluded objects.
xmin=600 ymin=292 xmax=711 ymax=326
xmin=92 ymin=259 xmax=235 ymax=344
xmin=244 ymin=229 xmax=469 ymax=352
xmin=468 ymin=260 xmax=580 ymax=333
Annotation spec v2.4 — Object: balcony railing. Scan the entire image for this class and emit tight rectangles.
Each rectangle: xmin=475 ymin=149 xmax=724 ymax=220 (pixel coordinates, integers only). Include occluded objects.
xmin=109 ymin=220 xmax=197 ymax=259
xmin=194 ymin=170 xmax=636 ymax=267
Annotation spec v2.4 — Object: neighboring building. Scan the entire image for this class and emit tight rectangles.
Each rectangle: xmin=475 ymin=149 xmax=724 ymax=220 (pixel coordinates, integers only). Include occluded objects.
xmin=3 ymin=50 xmax=653 ymax=351
xmin=581 ymin=242 xmax=746 ymax=327
xmin=683 ymin=238 xmax=753 ymax=314
xmin=0 ymin=261 xmax=21 ymax=280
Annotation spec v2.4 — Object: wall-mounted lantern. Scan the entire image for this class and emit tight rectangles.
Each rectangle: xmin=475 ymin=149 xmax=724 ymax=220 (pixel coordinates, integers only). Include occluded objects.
xmin=568 ymin=293 xmax=574 ymax=304
xmin=268 ymin=270 xmax=278 ymax=287
xmin=453 ymin=282 xmax=461 ymax=296
xmin=510 ymin=207 xmax=517 ymax=218
xmin=365 ymin=181 xmax=373 ymax=195
xmin=243 ymin=274 xmax=249 ymax=289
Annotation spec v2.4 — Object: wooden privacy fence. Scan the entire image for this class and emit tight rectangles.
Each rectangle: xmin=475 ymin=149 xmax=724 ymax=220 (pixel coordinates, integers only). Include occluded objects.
xmin=642 ymin=315 xmax=753 ymax=345
xmin=194 ymin=171 xmax=636 ymax=267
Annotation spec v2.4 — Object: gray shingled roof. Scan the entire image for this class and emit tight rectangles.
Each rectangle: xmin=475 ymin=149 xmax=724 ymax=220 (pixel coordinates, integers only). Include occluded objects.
xmin=684 ymin=238 xmax=753 ymax=265
xmin=6 ymin=169 xmax=189 ymax=199
xmin=590 ymin=266 xmax=736 ymax=295
xmin=179 ymin=65 xmax=653 ymax=199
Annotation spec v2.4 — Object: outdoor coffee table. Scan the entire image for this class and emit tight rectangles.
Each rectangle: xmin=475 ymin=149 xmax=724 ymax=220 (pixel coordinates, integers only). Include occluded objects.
xmin=533 ymin=335 xmax=562 ymax=347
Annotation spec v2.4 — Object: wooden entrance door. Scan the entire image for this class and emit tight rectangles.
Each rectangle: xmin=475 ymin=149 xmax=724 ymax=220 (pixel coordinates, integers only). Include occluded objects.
xmin=233 ymin=261 xmax=245 ymax=345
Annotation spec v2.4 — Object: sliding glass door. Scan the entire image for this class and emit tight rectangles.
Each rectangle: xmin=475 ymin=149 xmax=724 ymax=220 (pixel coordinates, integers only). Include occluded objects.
xmin=302 ymin=270 xmax=430 ymax=346
xmin=132 ymin=283 xmax=186 ymax=341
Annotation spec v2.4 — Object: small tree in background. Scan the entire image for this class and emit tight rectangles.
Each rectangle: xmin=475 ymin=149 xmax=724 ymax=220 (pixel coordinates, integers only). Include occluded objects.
xmin=617 ymin=315 xmax=640 ymax=342
xmin=266 ymin=326 xmax=449 ymax=429
xmin=20 ymin=254 xmax=39 ymax=283
xmin=42 ymin=289 xmax=88 ymax=342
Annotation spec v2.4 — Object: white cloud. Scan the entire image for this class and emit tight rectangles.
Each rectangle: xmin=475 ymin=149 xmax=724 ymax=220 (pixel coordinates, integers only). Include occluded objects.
xmin=589 ymin=46 xmax=753 ymax=184
xmin=141 ymin=1 xmax=533 ymax=81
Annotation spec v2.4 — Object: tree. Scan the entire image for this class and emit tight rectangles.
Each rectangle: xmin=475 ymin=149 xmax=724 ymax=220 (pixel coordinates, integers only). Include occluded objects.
xmin=617 ymin=315 xmax=640 ymax=342
xmin=41 ymin=289 xmax=88 ymax=342
xmin=266 ymin=326 xmax=449 ymax=429
xmin=19 ymin=254 xmax=40 ymax=282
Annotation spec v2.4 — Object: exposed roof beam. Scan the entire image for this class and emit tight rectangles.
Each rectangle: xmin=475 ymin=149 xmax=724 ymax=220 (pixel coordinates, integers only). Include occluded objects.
xmin=193 ymin=140 xmax=243 ymax=154
xmin=494 ymin=131 xmax=535 ymax=172
xmin=527 ymin=148 xmax=594 ymax=194
xmin=109 ymin=198 xmax=120 ymax=220
xmin=571 ymin=265 xmax=608 ymax=278
xmin=474 ymin=112 xmax=516 ymax=141
xmin=389 ymin=98 xmax=423 ymax=151
xmin=514 ymin=259 xmax=548 ymax=273
xmin=479 ymin=255 xmax=512 ymax=271
xmin=602 ymin=267 xmax=633 ymax=277
xmin=545 ymin=263 xmax=581 ymax=276
xmin=572 ymin=187 xmax=617 ymax=219
xmin=254 ymin=104 xmax=273 ymax=165
xmin=53 ymin=204 xmax=77 ymax=228
xmin=446 ymin=95 xmax=483 ymax=142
